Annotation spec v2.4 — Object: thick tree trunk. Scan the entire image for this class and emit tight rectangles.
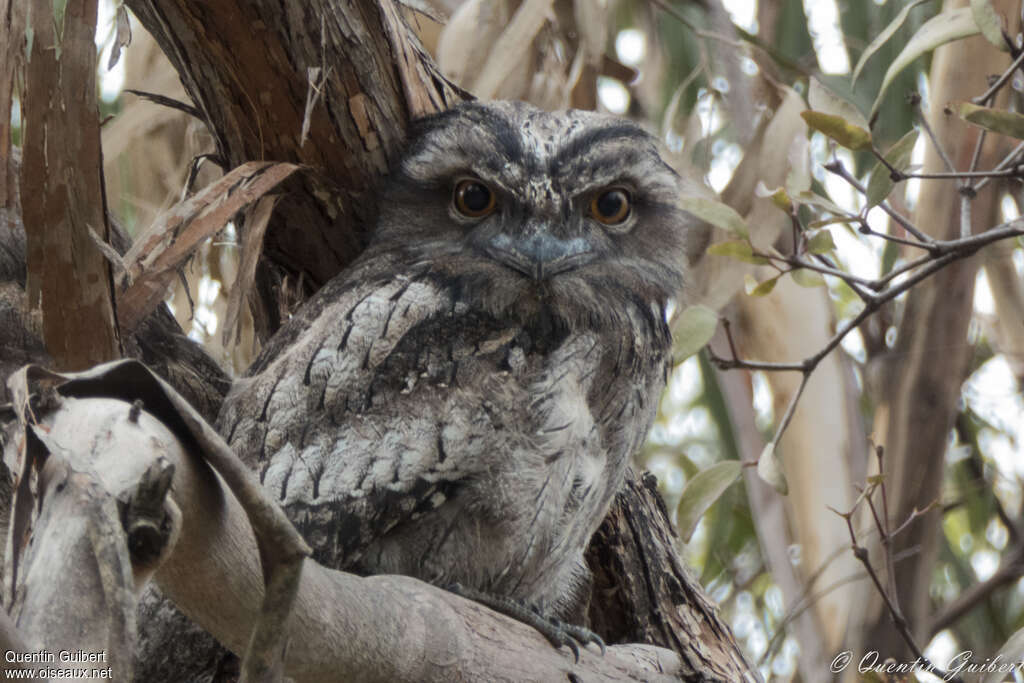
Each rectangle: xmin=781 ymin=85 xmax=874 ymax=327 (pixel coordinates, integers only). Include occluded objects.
xmin=127 ymin=0 xmax=461 ymax=332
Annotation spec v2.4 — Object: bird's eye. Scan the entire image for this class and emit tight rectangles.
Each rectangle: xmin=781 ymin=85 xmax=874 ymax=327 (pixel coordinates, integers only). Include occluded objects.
xmin=590 ymin=188 xmax=631 ymax=225
xmin=453 ymin=179 xmax=496 ymax=218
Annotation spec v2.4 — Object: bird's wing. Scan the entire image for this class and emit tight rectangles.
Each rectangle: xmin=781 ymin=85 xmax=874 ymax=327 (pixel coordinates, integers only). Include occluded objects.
xmin=216 ymin=270 xmax=533 ymax=568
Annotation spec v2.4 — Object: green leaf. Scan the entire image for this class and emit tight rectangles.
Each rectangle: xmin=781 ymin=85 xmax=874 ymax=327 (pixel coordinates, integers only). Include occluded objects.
xmin=672 ymin=305 xmax=718 ymax=362
xmin=679 ymin=197 xmax=749 ymax=238
xmin=676 ymin=460 xmax=743 ymax=542
xmin=706 ymin=240 xmax=770 ymax=265
xmin=806 ymin=229 xmax=836 ymax=254
xmin=866 ymin=128 xmax=919 ymax=207
xmin=808 ymin=77 xmax=869 ymax=131
xmin=801 ymin=111 xmax=873 ymax=151
xmin=851 ymin=0 xmax=930 ymax=87
xmin=791 ymin=191 xmax=852 ymax=217
xmin=791 ymin=268 xmax=826 ymax=288
xmin=971 ymin=0 xmax=1007 ymax=51
xmin=757 ymin=443 xmax=788 ymax=495
xmin=744 ymin=273 xmax=779 ymax=297
xmin=755 ymin=182 xmax=793 ymax=212
xmin=954 ymin=100 xmax=1024 ymax=139
xmin=871 ymin=7 xmax=981 ymax=119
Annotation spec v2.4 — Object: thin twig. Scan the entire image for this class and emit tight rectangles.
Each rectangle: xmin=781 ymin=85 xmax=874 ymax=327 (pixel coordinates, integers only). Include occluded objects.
xmin=857 ymin=225 xmax=933 ymax=252
xmin=914 ymin=99 xmax=958 ymax=174
xmin=707 ymin=348 xmax=805 ymax=372
xmin=768 ymin=372 xmax=810 ymax=449
xmin=872 ymin=253 xmax=933 ymax=289
xmin=959 ymin=192 xmax=972 ymax=239
xmin=966 ymin=129 xmax=987 ymax=178
xmin=824 ymin=161 xmax=934 ymax=244
xmin=837 ymin=504 xmax=961 ymax=682
xmin=897 ymin=168 xmax=1021 ymax=180
xmin=972 ymin=48 xmax=1024 ymax=104
xmin=975 ymin=141 xmax=1024 ymax=193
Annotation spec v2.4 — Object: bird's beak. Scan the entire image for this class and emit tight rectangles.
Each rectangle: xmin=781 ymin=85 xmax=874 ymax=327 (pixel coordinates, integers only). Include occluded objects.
xmin=484 ymin=231 xmax=596 ymax=280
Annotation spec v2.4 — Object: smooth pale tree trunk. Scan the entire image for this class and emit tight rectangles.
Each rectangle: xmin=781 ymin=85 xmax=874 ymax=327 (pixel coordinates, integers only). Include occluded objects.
xmin=855 ymin=0 xmax=1021 ymax=659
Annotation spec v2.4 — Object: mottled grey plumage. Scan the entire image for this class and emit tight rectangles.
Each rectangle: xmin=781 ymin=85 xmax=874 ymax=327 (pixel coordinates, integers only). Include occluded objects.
xmin=217 ymin=101 xmax=701 ymax=619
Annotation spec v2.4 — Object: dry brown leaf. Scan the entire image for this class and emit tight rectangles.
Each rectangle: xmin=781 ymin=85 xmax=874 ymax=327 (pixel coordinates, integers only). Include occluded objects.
xmin=117 ymin=162 xmax=301 ymax=332
xmin=222 ymin=195 xmax=277 ymax=348
xmin=107 ymin=4 xmax=132 ymax=70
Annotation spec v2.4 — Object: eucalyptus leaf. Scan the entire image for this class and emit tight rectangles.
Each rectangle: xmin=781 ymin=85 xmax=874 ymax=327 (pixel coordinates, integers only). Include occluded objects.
xmin=792 ymin=190 xmax=852 ymax=217
xmin=871 ymin=7 xmax=981 ymax=119
xmin=866 ymin=128 xmax=919 ymax=207
xmin=791 ymin=268 xmax=826 ymax=288
xmin=672 ymin=305 xmax=718 ymax=362
xmin=755 ymin=182 xmax=793 ymax=211
xmin=757 ymin=443 xmax=788 ymax=495
xmin=971 ymin=0 xmax=1007 ymax=51
xmin=851 ymin=0 xmax=930 ymax=87
xmin=676 ymin=460 xmax=743 ymax=542
xmin=955 ymin=101 xmax=1024 ymax=139
xmin=808 ymin=77 xmax=870 ymax=131
xmin=745 ymin=274 xmax=779 ymax=297
xmin=801 ymin=111 xmax=873 ymax=151
xmin=707 ymin=240 xmax=770 ymax=265
xmin=806 ymin=229 xmax=836 ymax=254
xmin=680 ymin=197 xmax=750 ymax=238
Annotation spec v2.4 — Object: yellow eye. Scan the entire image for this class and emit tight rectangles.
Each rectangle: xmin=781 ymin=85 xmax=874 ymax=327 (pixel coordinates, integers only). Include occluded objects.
xmin=453 ymin=179 xmax=496 ymax=218
xmin=590 ymin=188 xmax=631 ymax=225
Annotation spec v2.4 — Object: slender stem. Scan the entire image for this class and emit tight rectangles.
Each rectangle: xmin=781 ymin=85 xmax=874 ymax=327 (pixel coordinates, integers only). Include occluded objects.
xmin=972 ymin=48 xmax=1024 ymax=104
xmin=915 ymin=102 xmax=958 ymax=174
xmin=966 ymin=129 xmax=987 ymax=177
xmin=768 ymin=372 xmax=810 ymax=447
xmin=872 ymin=253 xmax=933 ymax=289
xmin=808 ymin=253 xmax=875 ymax=301
xmin=707 ymin=348 xmax=805 ymax=372
xmin=960 ymin=193 xmax=972 ymax=239
xmin=871 ymin=144 xmax=901 ymax=177
xmin=824 ymin=161 xmax=933 ymax=244
xmin=932 ymin=220 xmax=1024 ymax=252
xmin=899 ymin=168 xmax=1020 ymax=180
xmin=975 ymin=141 xmax=1024 ymax=193
xmin=858 ymin=226 xmax=933 ymax=252
xmin=784 ymin=257 xmax=876 ymax=289
xmin=842 ymin=514 xmax=961 ymax=683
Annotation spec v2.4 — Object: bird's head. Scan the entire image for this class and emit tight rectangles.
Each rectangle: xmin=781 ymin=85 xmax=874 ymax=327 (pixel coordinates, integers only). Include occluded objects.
xmin=373 ymin=101 xmax=705 ymax=336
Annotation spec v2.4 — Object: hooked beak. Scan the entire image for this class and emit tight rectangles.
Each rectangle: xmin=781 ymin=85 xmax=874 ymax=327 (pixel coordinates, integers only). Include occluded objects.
xmin=484 ymin=232 xmax=596 ymax=280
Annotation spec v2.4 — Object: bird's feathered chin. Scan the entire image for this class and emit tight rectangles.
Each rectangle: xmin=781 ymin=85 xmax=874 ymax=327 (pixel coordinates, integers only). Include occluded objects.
xmin=411 ymin=249 xmax=674 ymax=345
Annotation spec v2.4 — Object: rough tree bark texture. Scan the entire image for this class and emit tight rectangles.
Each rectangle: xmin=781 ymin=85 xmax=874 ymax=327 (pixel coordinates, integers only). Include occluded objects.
xmin=20 ymin=0 xmax=122 ymax=370
xmin=90 ymin=0 xmax=751 ymax=679
xmin=128 ymin=0 xmax=461 ymax=341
